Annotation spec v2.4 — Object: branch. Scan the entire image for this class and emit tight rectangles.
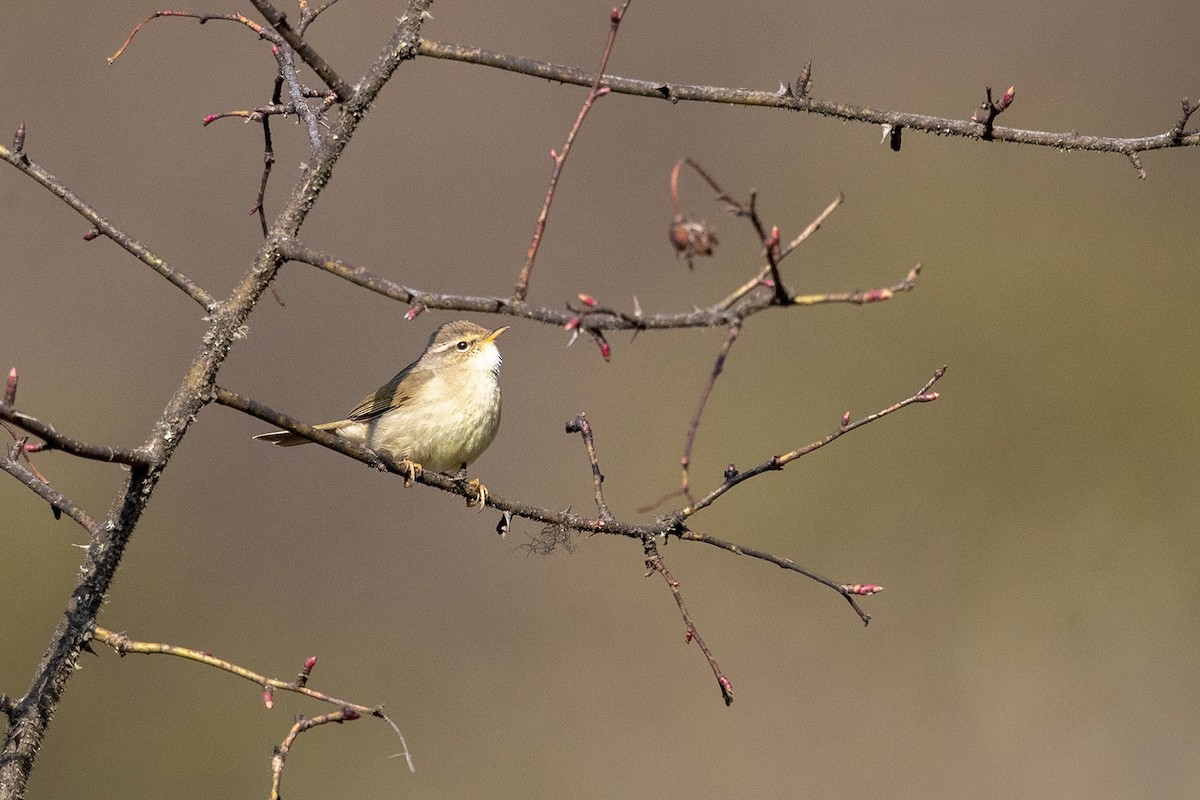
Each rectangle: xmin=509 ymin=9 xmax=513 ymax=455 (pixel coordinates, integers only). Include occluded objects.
xmin=418 ymin=40 xmax=1200 ymax=169
xmin=0 ymin=135 xmax=217 ymax=310
xmin=1 ymin=398 xmax=152 ymax=468
xmin=249 ymin=0 xmax=353 ymax=101
xmin=682 ymin=366 xmax=946 ymax=518
xmin=644 ymin=537 xmax=733 ymax=705
xmin=277 ymin=239 xmax=923 ymax=336
xmin=0 ymin=452 xmax=103 ymax=533
xmin=513 ymin=2 xmax=631 ymax=301
xmin=565 ymin=413 xmax=613 ymax=521
xmin=89 ymin=627 xmax=414 ymax=791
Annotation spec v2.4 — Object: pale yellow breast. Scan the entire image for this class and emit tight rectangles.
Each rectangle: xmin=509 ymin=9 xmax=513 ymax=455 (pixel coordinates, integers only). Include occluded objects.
xmin=337 ymin=350 xmax=502 ymax=474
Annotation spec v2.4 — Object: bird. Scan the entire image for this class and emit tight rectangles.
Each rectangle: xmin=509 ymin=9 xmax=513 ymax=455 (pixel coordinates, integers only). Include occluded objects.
xmin=254 ymin=320 xmax=508 ymax=507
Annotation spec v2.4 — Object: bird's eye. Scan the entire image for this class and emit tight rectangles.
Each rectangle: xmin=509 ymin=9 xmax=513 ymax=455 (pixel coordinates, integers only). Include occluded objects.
xmin=456 ymin=340 xmax=470 ymax=351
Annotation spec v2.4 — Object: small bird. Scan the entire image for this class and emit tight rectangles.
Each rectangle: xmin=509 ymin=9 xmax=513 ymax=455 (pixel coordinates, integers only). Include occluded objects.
xmin=254 ymin=320 xmax=508 ymax=506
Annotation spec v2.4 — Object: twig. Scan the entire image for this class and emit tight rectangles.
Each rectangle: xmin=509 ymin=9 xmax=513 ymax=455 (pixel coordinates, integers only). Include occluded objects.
xmin=717 ymin=193 xmax=844 ymax=311
xmin=108 ymin=11 xmax=272 ymax=64
xmin=643 ymin=537 xmax=733 ymax=705
xmin=271 ymin=709 xmax=369 ymax=800
xmin=249 ymin=0 xmax=353 ymax=101
xmin=638 ymin=319 xmax=742 ymax=513
xmin=513 ymin=2 xmax=632 ymax=301
xmin=89 ymin=627 xmax=414 ymax=792
xmin=791 ymin=263 xmax=922 ymax=306
xmin=565 ymin=413 xmax=612 ymax=521
xmin=682 ymin=365 xmax=946 ymax=517
xmin=0 ymin=142 xmax=217 ymax=310
xmin=0 ymin=402 xmax=152 ymax=467
xmin=0 ymin=454 xmax=103 ymax=533
xmin=674 ymin=530 xmax=875 ymax=625
xmin=275 ymin=43 xmax=323 ymax=151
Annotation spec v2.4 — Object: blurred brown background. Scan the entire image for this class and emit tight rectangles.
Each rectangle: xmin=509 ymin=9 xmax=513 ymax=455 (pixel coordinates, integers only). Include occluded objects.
xmin=3 ymin=1 xmax=1199 ymax=798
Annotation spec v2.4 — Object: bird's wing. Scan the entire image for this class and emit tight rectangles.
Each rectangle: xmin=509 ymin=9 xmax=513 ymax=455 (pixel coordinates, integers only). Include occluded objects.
xmin=346 ymin=364 xmax=435 ymax=421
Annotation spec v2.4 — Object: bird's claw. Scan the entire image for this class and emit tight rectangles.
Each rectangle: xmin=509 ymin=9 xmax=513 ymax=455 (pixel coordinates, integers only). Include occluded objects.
xmin=464 ymin=478 xmax=489 ymax=511
xmin=399 ymin=459 xmax=422 ymax=487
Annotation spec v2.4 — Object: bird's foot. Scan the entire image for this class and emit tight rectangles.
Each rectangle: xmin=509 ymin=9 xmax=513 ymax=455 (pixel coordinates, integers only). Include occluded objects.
xmin=465 ymin=478 xmax=489 ymax=510
xmin=398 ymin=459 xmax=422 ymax=487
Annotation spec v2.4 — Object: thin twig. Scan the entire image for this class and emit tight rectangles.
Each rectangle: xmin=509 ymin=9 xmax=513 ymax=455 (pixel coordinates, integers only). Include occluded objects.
xmin=565 ymin=413 xmax=612 ymax=521
xmin=108 ymin=11 xmax=272 ymax=64
xmin=682 ymin=365 xmax=946 ymax=517
xmin=638 ymin=319 xmax=742 ymax=513
xmin=791 ymin=262 xmax=922 ymax=306
xmin=643 ymin=537 xmax=733 ymax=705
xmin=0 ymin=143 xmax=217 ymax=310
xmin=278 ymin=238 xmax=923 ymax=333
xmin=717 ymin=193 xmax=844 ymax=311
xmin=0 ymin=454 xmax=103 ymax=533
xmin=0 ymin=404 xmax=152 ymax=467
xmin=674 ymin=530 xmax=874 ymax=625
xmin=513 ymin=2 xmax=632 ymax=301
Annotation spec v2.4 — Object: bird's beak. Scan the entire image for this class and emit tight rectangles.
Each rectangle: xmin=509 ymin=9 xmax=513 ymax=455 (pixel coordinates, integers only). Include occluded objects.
xmin=483 ymin=325 xmax=509 ymax=345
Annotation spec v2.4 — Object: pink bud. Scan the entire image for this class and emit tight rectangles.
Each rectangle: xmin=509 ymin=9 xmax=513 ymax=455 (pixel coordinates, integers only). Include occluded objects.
xmin=82 ymin=229 xmax=100 ymax=241
xmin=404 ymin=306 xmax=423 ymax=321
xmin=841 ymin=411 xmax=851 ymax=428
xmin=577 ymin=293 xmax=597 ymax=307
xmin=861 ymin=288 xmax=893 ymax=303
xmin=201 ymin=114 xmax=218 ymax=126
xmin=564 ymin=316 xmax=581 ymax=331
xmin=1000 ymin=85 xmax=1016 ymax=109
xmin=610 ymin=7 xmax=621 ymax=22
xmin=262 ymin=686 xmax=274 ymax=709
xmin=303 ymin=656 xmax=317 ymax=671
xmin=598 ymin=341 xmax=611 ymax=362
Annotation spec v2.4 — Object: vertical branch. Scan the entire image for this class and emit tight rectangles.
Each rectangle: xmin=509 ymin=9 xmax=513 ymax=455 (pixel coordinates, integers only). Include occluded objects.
xmin=566 ymin=413 xmax=612 ymax=521
xmin=512 ymin=2 xmax=633 ymax=301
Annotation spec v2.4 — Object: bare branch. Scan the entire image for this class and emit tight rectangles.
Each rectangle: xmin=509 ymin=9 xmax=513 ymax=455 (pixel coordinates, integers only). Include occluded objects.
xmin=644 ymin=537 xmax=733 ymax=705
xmin=0 ymin=453 xmax=103 ymax=533
xmin=675 ymin=529 xmax=876 ymax=625
xmin=565 ymin=413 xmax=613 ymax=521
xmin=513 ymin=2 xmax=632 ymax=301
xmin=0 ymin=403 xmax=152 ymax=467
xmin=418 ymin=40 xmax=1200 ymax=169
xmin=0 ymin=141 xmax=217 ymax=310
xmin=682 ymin=366 xmax=946 ymax=518
xmin=249 ymin=0 xmax=352 ymax=100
